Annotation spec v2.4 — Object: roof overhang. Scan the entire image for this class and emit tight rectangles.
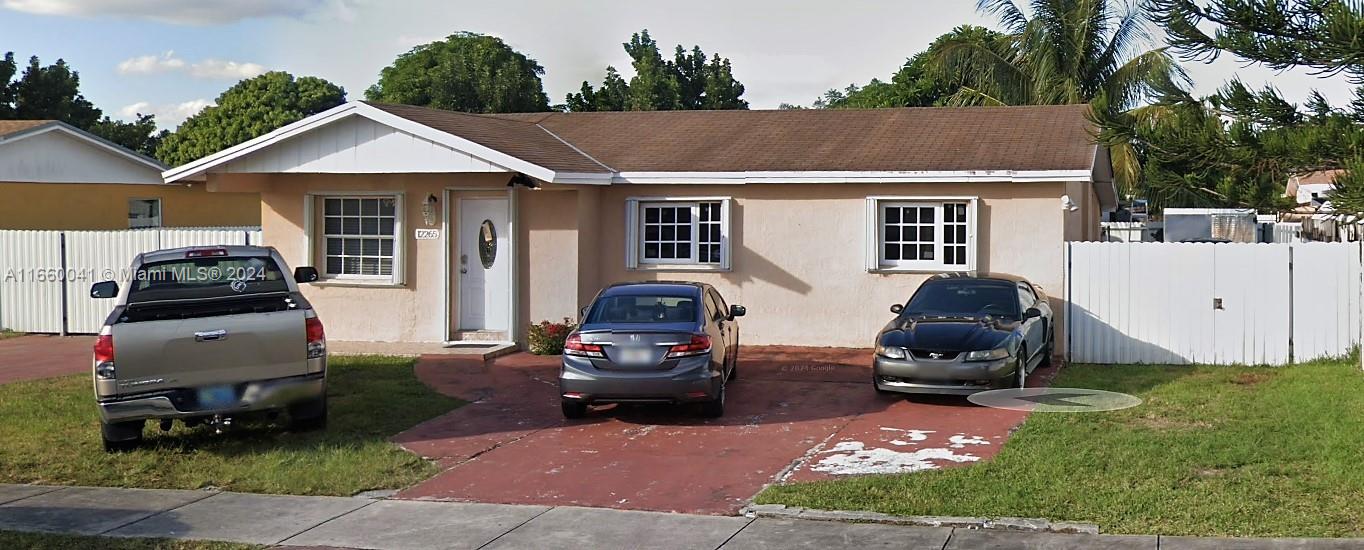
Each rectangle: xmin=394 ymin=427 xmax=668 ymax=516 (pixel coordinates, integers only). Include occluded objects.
xmin=608 ymin=169 xmax=1096 ymax=185
xmin=1 ymin=121 xmax=168 ymax=176
xmin=1089 ymin=145 xmax=1118 ymax=210
xmin=162 ymin=101 xmax=613 ymax=185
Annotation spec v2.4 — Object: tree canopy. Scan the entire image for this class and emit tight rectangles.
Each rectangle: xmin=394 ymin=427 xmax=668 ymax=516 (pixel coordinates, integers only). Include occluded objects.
xmin=0 ymin=52 xmax=165 ymax=156
xmin=815 ymin=25 xmax=1007 ymax=109
xmin=1150 ymin=0 xmax=1364 ymax=215
xmin=566 ymin=30 xmax=747 ymax=111
xmin=156 ymin=71 xmax=346 ymax=166
xmin=366 ymin=32 xmax=550 ymax=113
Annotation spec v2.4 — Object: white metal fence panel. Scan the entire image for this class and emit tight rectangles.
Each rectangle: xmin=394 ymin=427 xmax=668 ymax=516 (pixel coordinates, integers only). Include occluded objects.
xmin=1292 ymin=242 xmax=1362 ymax=361
xmin=0 ymin=228 xmax=259 ymax=334
xmin=1068 ymin=241 xmax=1359 ymax=365
xmin=63 ymin=230 xmax=160 ymax=334
xmin=0 ymin=231 xmax=64 ymax=333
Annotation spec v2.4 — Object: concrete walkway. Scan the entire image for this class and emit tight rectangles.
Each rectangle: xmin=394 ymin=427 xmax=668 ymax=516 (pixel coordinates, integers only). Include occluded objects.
xmin=2 ymin=484 xmax=1360 ymax=549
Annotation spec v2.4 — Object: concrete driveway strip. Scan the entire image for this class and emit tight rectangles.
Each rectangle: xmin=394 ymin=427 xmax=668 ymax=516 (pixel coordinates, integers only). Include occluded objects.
xmin=0 ymin=486 xmax=214 ymax=535
xmin=1159 ymin=536 xmax=1364 ymax=549
xmin=946 ymin=529 xmax=1157 ymax=549
xmin=0 ymin=484 xmax=62 ymax=506
xmin=481 ymin=506 xmax=752 ymax=550
xmin=282 ymin=499 xmax=550 ymax=550
xmin=720 ymin=518 xmax=951 ymax=549
xmin=107 ymin=491 xmax=370 ymax=545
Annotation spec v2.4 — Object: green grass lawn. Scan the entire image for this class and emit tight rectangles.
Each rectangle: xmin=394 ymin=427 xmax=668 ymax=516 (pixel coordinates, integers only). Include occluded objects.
xmin=0 ymin=530 xmax=257 ymax=550
xmin=757 ymin=360 xmax=1364 ymax=538
xmin=0 ymin=330 xmax=24 ymax=340
xmin=0 ymin=355 xmax=461 ymax=496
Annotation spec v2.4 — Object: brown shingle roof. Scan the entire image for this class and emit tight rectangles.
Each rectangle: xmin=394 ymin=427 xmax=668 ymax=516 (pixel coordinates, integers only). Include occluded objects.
xmin=0 ymin=120 xmax=53 ymax=138
xmin=362 ymin=102 xmax=611 ymax=173
xmin=487 ymin=105 xmax=1098 ymax=173
xmin=363 ymin=103 xmax=1099 ymax=174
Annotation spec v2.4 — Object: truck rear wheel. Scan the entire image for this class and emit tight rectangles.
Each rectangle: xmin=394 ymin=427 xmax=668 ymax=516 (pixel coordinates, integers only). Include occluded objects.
xmin=101 ymin=420 xmax=145 ymax=452
xmin=288 ymin=395 xmax=328 ymax=431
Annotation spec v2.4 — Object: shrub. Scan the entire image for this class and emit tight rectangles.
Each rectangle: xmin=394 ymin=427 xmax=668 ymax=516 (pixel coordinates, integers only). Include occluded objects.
xmin=528 ymin=318 xmax=576 ymax=355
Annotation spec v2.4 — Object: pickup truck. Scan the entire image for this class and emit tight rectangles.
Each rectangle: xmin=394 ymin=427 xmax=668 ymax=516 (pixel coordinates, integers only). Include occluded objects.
xmin=89 ymin=245 xmax=326 ymax=451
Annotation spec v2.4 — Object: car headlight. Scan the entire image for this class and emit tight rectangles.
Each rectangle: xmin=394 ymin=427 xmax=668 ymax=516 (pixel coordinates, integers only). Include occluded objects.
xmin=876 ymin=345 xmax=907 ymax=359
xmin=964 ymin=348 xmax=1010 ymax=361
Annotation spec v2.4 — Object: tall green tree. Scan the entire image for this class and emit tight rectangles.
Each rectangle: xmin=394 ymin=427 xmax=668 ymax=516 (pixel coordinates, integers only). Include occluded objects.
xmin=1151 ymin=0 xmax=1364 ymax=215
xmin=816 ymin=25 xmax=1007 ymax=109
xmin=366 ymin=32 xmax=550 ymax=113
xmin=567 ymin=29 xmax=747 ymax=111
xmin=157 ymin=71 xmax=346 ymax=166
xmin=0 ymin=52 xmax=164 ymax=156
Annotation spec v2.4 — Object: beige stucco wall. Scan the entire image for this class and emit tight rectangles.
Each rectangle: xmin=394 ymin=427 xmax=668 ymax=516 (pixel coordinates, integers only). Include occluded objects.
xmin=215 ymin=171 xmax=1100 ymax=347
xmin=0 ymin=181 xmax=259 ymax=230
xmin=587 ymin=182 xmax=1074 ymax=348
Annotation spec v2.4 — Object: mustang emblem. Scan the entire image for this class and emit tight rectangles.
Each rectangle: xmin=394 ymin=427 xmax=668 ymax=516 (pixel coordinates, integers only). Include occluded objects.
xmin=927 ymin=352 xmax=945 ymax=359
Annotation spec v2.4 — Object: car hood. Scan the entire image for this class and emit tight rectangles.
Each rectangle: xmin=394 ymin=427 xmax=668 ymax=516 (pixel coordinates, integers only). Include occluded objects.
xmin=878 ymin=317 xmax=1015 ymax=352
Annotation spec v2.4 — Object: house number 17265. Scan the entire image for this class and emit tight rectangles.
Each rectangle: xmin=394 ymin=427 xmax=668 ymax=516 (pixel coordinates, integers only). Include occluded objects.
xmin=414 ymin=229 xmax=440 ymax=240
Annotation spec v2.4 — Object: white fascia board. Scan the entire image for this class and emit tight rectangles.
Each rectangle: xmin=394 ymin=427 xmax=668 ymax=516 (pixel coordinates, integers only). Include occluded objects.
xmin=162 ymin=101 xmax=571 ymax=184
xmin=611 ymin=170 xmax=1095 ymax=184
xmin=549 ymin=172 xmax=614 ymax=185
xmin=2 ymin=122 xmax=170 ymax=176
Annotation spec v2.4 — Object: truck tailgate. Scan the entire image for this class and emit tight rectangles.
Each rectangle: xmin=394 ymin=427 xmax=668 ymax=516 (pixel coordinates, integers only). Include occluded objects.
xmin=111 ymin=308 xmax=309 ymax=396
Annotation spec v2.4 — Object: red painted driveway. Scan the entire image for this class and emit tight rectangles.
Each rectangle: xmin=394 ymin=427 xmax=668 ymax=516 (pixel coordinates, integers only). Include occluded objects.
xmin=0 ymin=335 xmax=92 ymax=384
xmin=395 ymin=347 xmax=1058 ymax=515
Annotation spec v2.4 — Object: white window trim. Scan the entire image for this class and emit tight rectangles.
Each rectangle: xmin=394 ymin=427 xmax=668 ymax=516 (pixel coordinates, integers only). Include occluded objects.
xmin=305 ymin=192 xmax=406 ymax=286
xmin=625 ymin=196 xmax=732 ymax=271
xmin=865 ymin=196 xmax=978 ymax=273
xmin=128 ymin=197 xmax=162 ymax=229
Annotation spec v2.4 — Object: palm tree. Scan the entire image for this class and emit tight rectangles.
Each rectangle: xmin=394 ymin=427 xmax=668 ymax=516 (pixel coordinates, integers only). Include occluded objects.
xmin=933 ymin=0 xmax=1190 ymax=189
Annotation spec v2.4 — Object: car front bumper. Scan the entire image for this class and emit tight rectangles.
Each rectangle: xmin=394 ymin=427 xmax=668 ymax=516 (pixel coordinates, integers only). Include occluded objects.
xmin=872 ymin=354 xmax=1017 ymax=395
xmin=97 ymin=372 xmax=327 ymax=423
xmin=559 ymin=354 xmax=722 ymax=404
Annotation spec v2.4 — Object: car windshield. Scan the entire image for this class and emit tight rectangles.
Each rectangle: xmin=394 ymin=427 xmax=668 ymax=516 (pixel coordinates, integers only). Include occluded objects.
xmin=128 ymin=256 xmax=289 ymax=303
xmin=902 ymin=281 xmax=1019 ymax=319
xmin=586 ymin=295 xmax=698 ymax=324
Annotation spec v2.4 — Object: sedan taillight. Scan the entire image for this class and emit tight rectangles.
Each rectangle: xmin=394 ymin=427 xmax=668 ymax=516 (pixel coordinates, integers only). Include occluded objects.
xmin=666 ymin=334 xmax=712 ymax=359
xmin=563 ymin=332 xmax=604 ymax=357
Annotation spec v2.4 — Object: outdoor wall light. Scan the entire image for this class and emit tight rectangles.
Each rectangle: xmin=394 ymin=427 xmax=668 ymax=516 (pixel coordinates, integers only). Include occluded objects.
xmin=1061 ymin=194 xmax=1079 ymax=212
xmin=421 ymin=194 xmax=438 ymax=226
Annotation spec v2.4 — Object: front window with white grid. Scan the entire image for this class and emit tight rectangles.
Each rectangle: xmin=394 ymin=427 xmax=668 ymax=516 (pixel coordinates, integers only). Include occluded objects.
xmin=876 ymin=200 xmax=973 ymax=271
xmin=639 ymin=201 xmax=724 ymax=266
xmin=323 ymin=197 xmax=396 ymax=277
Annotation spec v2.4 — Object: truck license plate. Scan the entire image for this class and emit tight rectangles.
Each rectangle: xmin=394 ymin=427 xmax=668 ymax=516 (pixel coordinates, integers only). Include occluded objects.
xmin=197 ymin=385 xmax=236 ymax=408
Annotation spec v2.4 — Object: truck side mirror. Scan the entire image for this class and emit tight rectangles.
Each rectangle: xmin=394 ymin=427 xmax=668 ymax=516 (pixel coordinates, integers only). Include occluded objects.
xmin=294 ymin=267 xmax=319 ymax=284
xmin=728 ymin=305 xmax=746 ymax=318
xmin=890 ymin=304 xmax=904 ymax=314
xmin=90 ymin=281 xmax=119 ymax=299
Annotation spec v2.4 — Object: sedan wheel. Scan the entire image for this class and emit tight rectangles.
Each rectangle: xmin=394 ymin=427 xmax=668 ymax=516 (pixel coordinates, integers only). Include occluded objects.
xmin=1014 ymin=351 xmax=1028 ymax=389
xmin=700 ymin=382 xmax=726 ymax=418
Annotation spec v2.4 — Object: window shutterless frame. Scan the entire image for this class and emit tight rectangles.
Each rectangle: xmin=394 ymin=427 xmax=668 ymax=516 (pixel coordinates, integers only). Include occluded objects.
xmin=865 ymin=196 xmax=978 ymax=272
xmin=302 ymin=192 xmax=405 ymax=285
xmin=625 ymin=196 xmax=732 ymax=271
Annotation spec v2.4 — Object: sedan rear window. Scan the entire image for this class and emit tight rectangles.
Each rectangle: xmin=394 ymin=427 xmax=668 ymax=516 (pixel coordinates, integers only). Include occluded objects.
xmin=586 ymin=295 xmax=698 ymax=324
xmin=128 ymin=256 xmax=289 ymax=303
xmin=903 ymin=281 xmax=1020 ymax=319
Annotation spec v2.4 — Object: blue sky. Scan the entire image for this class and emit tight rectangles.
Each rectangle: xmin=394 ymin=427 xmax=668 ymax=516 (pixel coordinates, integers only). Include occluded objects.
xmin=1 ymin=0 xmax=1355 ymax=130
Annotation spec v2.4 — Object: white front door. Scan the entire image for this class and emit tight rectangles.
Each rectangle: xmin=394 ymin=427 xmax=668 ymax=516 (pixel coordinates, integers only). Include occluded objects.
xmin=458 ymin=197 xmax=510 ymax=331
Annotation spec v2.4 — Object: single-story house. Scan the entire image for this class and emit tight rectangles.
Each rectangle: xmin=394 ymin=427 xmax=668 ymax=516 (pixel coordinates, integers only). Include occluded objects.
xmin=163 ymin=101 xmax=1115 ymax=348
xmin=0 ymin=120 xmax=259 ymax=230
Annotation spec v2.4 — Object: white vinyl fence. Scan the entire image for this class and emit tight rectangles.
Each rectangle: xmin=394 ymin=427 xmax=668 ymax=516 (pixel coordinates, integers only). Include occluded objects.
xmin=1066 ymin=241 xmax=1362 ymax=365
xmin=0 ymin=228 xmax=261 ymax=334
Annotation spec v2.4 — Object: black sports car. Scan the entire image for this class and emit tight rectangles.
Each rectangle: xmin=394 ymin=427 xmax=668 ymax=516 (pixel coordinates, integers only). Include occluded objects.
xmin=872 ymin=273 xmax=1054 ymax=395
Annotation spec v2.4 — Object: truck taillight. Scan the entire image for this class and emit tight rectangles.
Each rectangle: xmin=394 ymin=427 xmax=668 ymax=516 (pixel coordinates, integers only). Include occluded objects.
xmin=563 ymin=332 xmax=604 ymax=357
xmin=305 ymin=316 xmax=326 ymax=359
xmin=94 ymin=326 xmax=115 ymax=379
xmin=666 ymin=334 xmax=712 ymax=358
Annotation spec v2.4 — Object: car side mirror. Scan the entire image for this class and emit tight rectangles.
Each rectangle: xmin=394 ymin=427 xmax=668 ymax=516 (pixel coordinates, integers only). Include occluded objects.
xmin=294 ymin=266 xmax=319 ymax=284
xmin=1024 ymin=307 xmax=1042 ymax=319
xmin=890 ymin=304 xmax=904 ymax=315
xmin=729 ymin=305 xmax=746 ymax=318
xmin=90 ymin=281 xmax=119 ymax=299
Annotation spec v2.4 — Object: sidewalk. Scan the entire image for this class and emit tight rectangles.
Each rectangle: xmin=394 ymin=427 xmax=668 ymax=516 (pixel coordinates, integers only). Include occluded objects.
xmin=2 ymin=484 xmax=1360 ymax=549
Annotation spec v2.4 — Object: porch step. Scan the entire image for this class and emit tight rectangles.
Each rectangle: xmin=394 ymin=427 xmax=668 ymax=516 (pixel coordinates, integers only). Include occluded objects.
xmin=452 ymin=330 xmax=509 ymax=342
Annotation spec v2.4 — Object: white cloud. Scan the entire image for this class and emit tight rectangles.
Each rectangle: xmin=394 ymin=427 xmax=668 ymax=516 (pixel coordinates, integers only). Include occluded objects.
xmin=1 ymin=0 xmax=358 ymax=25
xmin=116 ymin=51 xmax=185 ymax=75
xmin=119 ymin=98 xmax=212 ymax=129
xmin=117 ymin=52 xmax=267 ymax=79
xmin=188 ymin=59 xmax=267 ymax=79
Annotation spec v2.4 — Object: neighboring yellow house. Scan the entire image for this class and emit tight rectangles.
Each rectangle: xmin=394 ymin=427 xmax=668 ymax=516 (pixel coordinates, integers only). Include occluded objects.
xmin=0 ymin=120 xmax=259 ymax=230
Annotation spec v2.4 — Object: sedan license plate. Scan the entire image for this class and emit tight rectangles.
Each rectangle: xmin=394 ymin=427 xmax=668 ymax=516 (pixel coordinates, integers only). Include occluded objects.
xmin=618 ymin=347 xmax=654 ymax=365
xmin=197 ymin=385 xmax=237 ymax=408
